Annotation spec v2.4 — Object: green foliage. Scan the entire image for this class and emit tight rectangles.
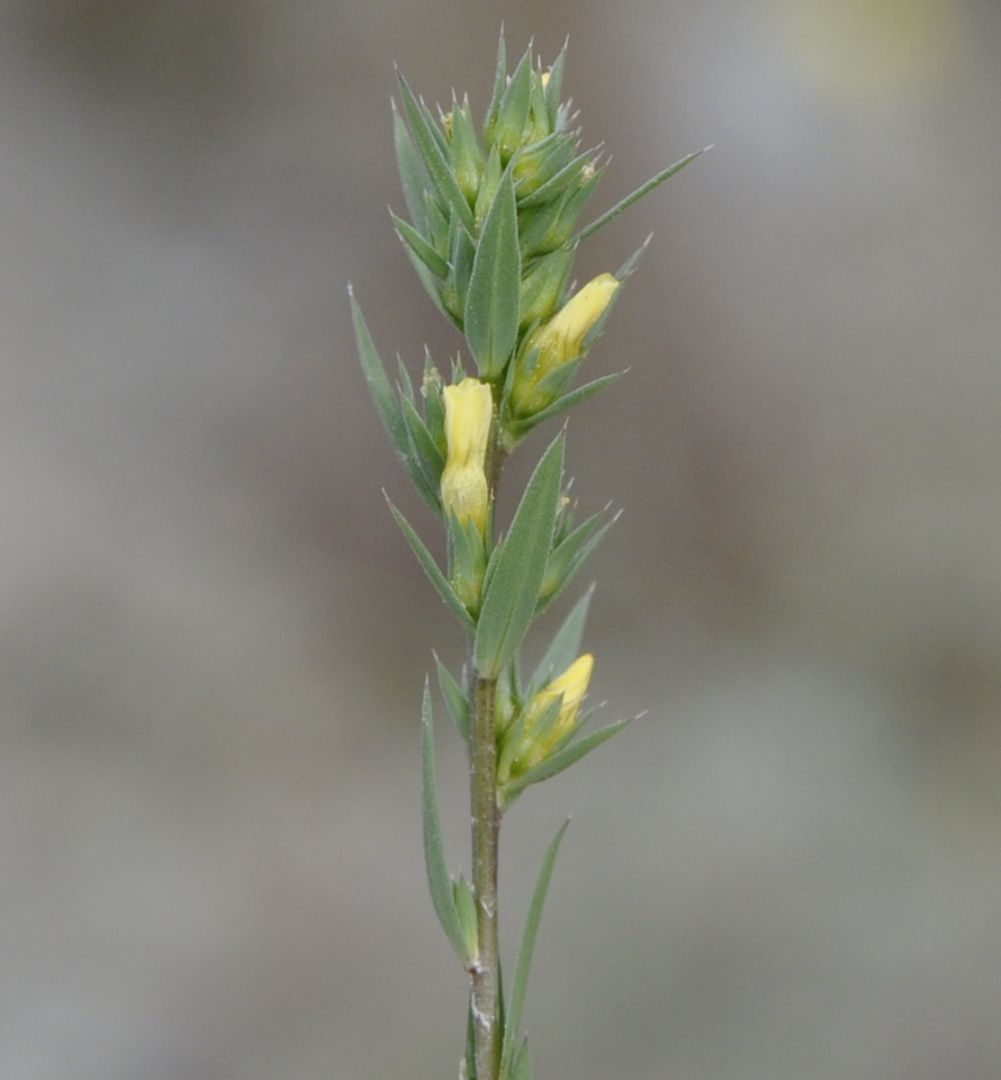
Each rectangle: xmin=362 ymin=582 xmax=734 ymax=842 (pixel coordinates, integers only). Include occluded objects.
xmin=499 ymin=821 xmax=570 ymax=1080
xmin=474 ymin=433 xmax=565 ymax=678
xmin=420 ymin=683 xmax=472 ymax=966
xmin=530 ymin=587 xmax=594 ymax=693
xmin=386 ymin=499 xmax=476 ymax=631
xmin=353 ymin=32 xmax=704 ymax=1078
xmin=465 ymin=168 xmax=521 ymax=379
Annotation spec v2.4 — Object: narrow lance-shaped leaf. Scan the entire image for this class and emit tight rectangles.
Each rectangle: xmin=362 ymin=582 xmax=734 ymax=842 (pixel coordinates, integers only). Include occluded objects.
xmin=392 ymin=103 xmax=430 ymax=233
xmin=387 ymin=498 xmax=476 ymax=632
xmin=543 ymin=36 xmax=568 ymax=129
xmin=505 ymin=372 xmax=625 ymax=444
xmin=493 ymin=47 xmax=533 ymax=157
xmin=398 ymin=229 xmax=462 ymax=331
xmin=516 ymin=144 xmax=603 ymax=209
xmin=573 ymin=147 xmax=709 ymax=245
xmin=420 ymin=683 xmax=469 ymax=964
xmin=483 ymin=28 xmax=508 ymax=135
xmin=392 ymin=211 xmax=450 ymax=279
xmin=474 ymin=432 xmax=565 ymax=677
xmin=501 ymin=718 xmax=633 ymax=801
xmin=396 ymin=70 xmax=475 ymax=231
xmin=350 ymin=291 xmax=409 ymax=463
xmin=453 ymin=876 xmax=479 ymax=963
xmin=352 ymin=298 xmax=441 ymax=513
xmin=531 ymin=585 xmax=595 ymax=693
xmin=465 ymin=167 xmax=521 ymax=380
xmin=400 ymin=394 xmax=445 ymax=493
xmin=511 ymin=1039 xmax=533 ymax=1080
xmin=396 ymin=354 xmax=416 ymax=404
xmin=499 ymin=820 xmax=570 ymax=1079
xmin=538 ymin=510 xmax=620 ymax=614
xmin=435 ymin=652 xmax=470 ymax=742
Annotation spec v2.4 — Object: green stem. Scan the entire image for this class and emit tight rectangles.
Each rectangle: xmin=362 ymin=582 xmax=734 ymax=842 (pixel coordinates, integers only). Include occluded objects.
xmin=470 ymin=674 xmax=501 ymax=1079
xmin=470 ymin=415 xmax=506 ymax=1080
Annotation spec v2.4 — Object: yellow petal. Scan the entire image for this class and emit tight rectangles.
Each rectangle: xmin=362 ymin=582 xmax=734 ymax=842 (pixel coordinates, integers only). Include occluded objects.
xmin=441 ymin=378 xmax=493 ymax=533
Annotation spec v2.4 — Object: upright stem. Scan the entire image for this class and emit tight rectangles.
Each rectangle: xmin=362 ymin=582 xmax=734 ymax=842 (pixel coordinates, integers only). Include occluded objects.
xmin=471 ymin=674 xmax=501 ymax=1079
xmin=470 ymin=415 xmax=507 ymax=1080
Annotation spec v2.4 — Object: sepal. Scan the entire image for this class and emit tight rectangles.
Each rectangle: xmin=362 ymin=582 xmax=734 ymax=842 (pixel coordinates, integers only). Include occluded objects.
xmin=447 ymin=510 xmax=488 ymax=616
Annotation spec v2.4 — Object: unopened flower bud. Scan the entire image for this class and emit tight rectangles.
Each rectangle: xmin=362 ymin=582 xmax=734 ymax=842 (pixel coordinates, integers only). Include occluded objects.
xmin=511 ymin=274 xmax=620 ymax=415
xmin=512 ymin=654 xmax=594 ymax=772
xmin=441 ymin=378 xmax=493 ymax=535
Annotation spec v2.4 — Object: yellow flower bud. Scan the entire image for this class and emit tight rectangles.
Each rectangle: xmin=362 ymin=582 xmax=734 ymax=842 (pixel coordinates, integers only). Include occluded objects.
xmin=511 ymin=274 xmax=620 ymax=415
xmin=513 ymin=653 xmax=594 ymax=772
xmin=441 ymin=378 xmax=493 ymax=535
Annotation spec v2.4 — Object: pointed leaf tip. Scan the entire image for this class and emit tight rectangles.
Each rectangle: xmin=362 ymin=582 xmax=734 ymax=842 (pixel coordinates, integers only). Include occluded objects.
xmin=499 ymin=819 xmax=570 ymax=1078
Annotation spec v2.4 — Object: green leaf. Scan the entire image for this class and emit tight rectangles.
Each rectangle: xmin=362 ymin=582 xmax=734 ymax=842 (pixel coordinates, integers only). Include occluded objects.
xmin=519 ymin=155 xmax=604 ymax=255
xmin=398 ymin=230 xmax=462 ymax=330
xmin=392 ymin=212 xmax=449 ymax=279
xmin=497 ymin=693 xmax=561 ymax=790
xmin=573 ymin=147 xmax=708 ymax=245
xmin=453 ymin=875 xmax=479 ymax=963
xmin=420 ymin=682 xmax=468 ymax=964
xmin=474 ymin=145 xmax=503 ymax=232
xmin=503 ymin=719 xmax=632 ymax=800
xmin=351 ymin=299 xmax=439 ymax=513
xmin=421 ymin=98 xmax=451 ymax=159
xmin=483 ymin=28 xmax=508 ymax=136
xmin=538 ymin=510 xmax=620 ymax=613
xmin=447 ymin=216 xmax=477 ymax=322
xmin=516 ymin=145 xmax=602 ymax=209
xmin=350 ymin=291 xmax=409 ymax=463
xmin=421 ymin=349 xmax=447 ymax=457
xmin=451 ymin=95 xmax=484 ymax=200
xmin=474 ymin=433 xmax=565 ymax=677
xmin=396 ymin=354 xmax=416 ymax=405
xmin=434 ymin=652 xmax=470 ymax=742
xmin=387 ymin=498 xmax=476 ymax=632
xmin=465 ymin=168 xmax=521 ymax=380
xmin=499 ymin=820 xmax=570 ymax=1079
xmin=616 ymin=232 xmax=653 ymax=280
xmin=531 ymin=586 xmax=595 ymax=693
xmin=494 ymin=47 xmax=533 ymax=157
xmin=400 ymin=394 xmax=445 ymax=493
xmin=543 ymin=37 xmax=568 ymax=129
xmin=508 ymin=372 xmax=624 ymax=439
xmin=396 ymin=70 xmax=474 ymax=231
xmin=392 ymin=103 xmax=430 ymax=233
xmin=511 ymin=1039 xmax=533 ymax=1080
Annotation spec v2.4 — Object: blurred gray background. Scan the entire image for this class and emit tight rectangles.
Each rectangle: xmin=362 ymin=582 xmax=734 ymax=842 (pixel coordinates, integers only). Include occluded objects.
xmin=2 ymin=1 xmax=1000 ymax=1078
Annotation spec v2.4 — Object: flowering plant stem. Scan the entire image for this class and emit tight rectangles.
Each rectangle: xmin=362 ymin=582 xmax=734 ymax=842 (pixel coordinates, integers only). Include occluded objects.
xmin=471 ymin=669 xmax=501 ymax=1078
xmin=351 ymin=32 xmax=702 ymax=1078
xmin=470 ymin=422 xmax=506 ymax=1078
